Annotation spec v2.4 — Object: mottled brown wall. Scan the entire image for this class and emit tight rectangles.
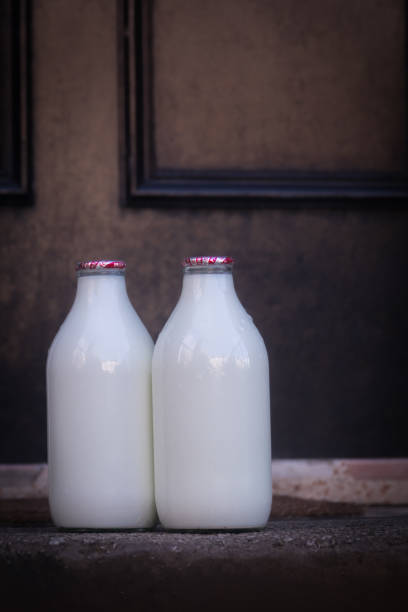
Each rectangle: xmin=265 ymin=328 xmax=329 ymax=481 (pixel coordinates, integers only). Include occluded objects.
xmin=0 ymin=0 xmax=407 ymax=461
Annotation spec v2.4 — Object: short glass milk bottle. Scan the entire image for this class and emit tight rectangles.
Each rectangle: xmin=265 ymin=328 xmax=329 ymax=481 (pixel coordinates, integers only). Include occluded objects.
xmin=47 ymin=260 xmax=156 ymax=528
xmin=153 ymin=256 xmax=272 ymax=529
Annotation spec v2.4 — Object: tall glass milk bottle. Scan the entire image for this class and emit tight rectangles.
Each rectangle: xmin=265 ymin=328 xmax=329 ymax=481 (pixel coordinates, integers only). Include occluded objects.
xmin=153 ymin=256 xmax=272 ymax=529
xmin=47 ymin=260 xmax=156 ymax=528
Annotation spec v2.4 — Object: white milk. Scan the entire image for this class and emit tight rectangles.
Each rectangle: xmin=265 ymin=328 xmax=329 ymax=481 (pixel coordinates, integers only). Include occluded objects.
xmin=47 ymin=261 xmax=156 ymax=528
xmin=153 ymin=257 xmax=272 ymax=529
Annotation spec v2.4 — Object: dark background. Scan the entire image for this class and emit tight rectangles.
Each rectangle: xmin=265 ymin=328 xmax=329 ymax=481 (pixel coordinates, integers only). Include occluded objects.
xmin=1 ymin=0 xmax=407 ymax=462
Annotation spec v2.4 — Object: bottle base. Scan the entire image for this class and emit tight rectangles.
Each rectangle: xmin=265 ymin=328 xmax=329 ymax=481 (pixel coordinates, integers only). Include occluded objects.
xmin=157 ymin=524 xmax=267 ymax=533
xmin=56 ymin=525 xmax=156 ymax=532
xmin=156 ymin=506 xmax=271 ymax=532
xmin=49 ymin=497 xmax=158 ymax=531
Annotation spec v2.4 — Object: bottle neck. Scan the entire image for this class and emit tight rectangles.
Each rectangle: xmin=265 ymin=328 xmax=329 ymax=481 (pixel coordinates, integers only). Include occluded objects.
xmin=74 ymin=271 xmax=129 ymax=309
xmin=180 ymin=269 xmax=237 ymax=304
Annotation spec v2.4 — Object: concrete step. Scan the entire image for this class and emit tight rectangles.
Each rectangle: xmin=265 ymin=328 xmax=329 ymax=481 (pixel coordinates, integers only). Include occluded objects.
xmin=0 ymin=499 xmax=407 ymax=612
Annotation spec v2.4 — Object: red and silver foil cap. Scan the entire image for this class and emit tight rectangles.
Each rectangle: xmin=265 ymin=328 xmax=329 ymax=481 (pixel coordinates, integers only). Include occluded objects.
xmin=75 ymin=260 xmax=126 ymax=271
xmin=183 ymin=256 xmax=234 ymax=266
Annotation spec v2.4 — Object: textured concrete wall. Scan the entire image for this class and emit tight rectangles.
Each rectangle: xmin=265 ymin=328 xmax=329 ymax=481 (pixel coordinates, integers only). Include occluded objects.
xmin=0 ymin=0 xmax=407 ymax=461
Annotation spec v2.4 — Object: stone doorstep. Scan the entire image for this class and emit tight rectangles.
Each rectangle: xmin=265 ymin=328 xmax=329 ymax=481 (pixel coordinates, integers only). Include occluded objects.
xmin=0 ymin=514 xmax=407 ymax=612
xmin=1 ymin=459 xmax=408 ymax=503
xmin=1 ymin=464 xmax=407 ymax=612
xmin=0 ymin=493 xmax=407 ymax=612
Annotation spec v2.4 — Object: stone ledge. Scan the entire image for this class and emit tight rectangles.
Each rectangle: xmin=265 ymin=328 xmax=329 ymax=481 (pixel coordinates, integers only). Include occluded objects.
xmin=0 ymin=495 xmax=363 ymax=526
xmin=2 ymin=459 xmax=408 ymax=504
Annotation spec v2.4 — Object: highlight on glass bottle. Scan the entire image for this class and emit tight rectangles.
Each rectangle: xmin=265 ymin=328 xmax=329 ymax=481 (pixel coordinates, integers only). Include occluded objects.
xmin=152 ymin=256 xmax=272 ymax=529
xmin=47 ymin=260 xmax=156 ymax=529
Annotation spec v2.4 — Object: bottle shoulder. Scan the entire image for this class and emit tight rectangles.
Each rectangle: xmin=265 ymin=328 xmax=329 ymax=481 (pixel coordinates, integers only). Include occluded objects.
xmin=47 ymin=302 xmax=153 ymax=367
xmin=154 ymin=301 xmax=267 ymax=363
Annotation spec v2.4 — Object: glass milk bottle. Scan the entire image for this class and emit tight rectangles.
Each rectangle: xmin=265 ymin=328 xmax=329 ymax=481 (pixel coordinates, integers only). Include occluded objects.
xmin=47 ymin=260 xmax=156 ymax=528
xmin=153 ymin=256 xmax=272 ymax=529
